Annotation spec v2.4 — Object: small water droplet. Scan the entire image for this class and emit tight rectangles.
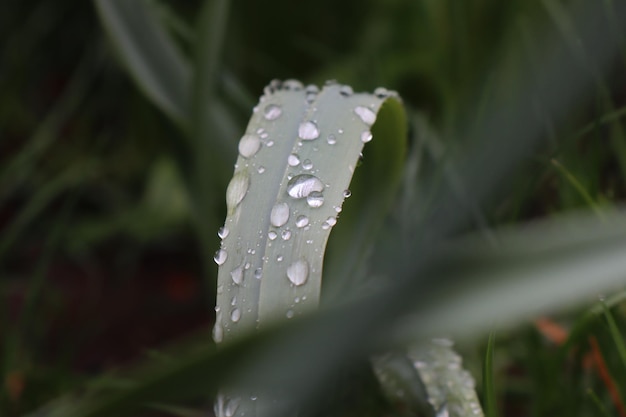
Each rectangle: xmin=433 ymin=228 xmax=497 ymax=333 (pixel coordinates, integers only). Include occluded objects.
xmin=276 ymin=255 xmax=284 ymax=262
xmin=334 ymin=206 xmax=342 ymax=213
xmin=263 ymin=104 xmax=282 ymax=120
xmin=218 ymin=226 xmax=229 ymax=239
xmin=298 ymin=121 xmax=320 ymax=140
xmin=302 ymin=159 xmax=313 ymax=170
xmin=326 ymin=134 xmax=336 ymax=145
xmin=257 ymin=166 xmax=266 ymax=174
xmin=212 ymin=312 xmax=223 ymax=343
xmin=295 ymin=296 xmax=300 ymax=303
xmin=254 ymin=268 xmax=263 ymax=279
xmin=238 ymin=134 xmax=261 ymax=158
xmin=288 ymin=153 xmax=301 ymax=166
xmin=287 ymin=259 xmax=309 ymax=286
xmin=226 ymin=172 xmax=250 ymax=211
xmin=286 ymin=309 xmax=295 ymax=319
xmin=338 ymin=128 xmax=344 ymax=134
xmin=360 ymin=130 xmax=373 ymax=143
xmin=374 ymin=87 xmax=390 ymax=98
xmin=354 ymin=106 xmax=376 ymax=125
xmin=306 ymin=191 xmax=324 ymax=208
xmin=230 ymin=308 xmax=241 ymax=323
xmin=230 ymin=264 xmax=244 ymax=285
xmin=266 ymin=140 xmax=274 ymax=147
xmin=270 ymin=202 xmax=290 ymax=227
xmin=281 ymin=229 xmax=292 ymax=240
xmin=326 ymin=216 xmax=337 ymax=226
xmin=296 ymin=215 xmax=309 ymax=228
xmin=306 ymin=84 xmax=319 ymax=94
xmin=268 ymin=231 xmax=277 ymax=240
xmin=287 ymin=174 xmax=324 ymax=198
xmin=343 ymin=189 xmax=351 ymax=198
xmin=339 ymin=85 xmax=354 ymax=96
xmin=283 ymin=79 xmax=303 ymax=91
xmin=214 ymin=249 xmax=228 ymax=266
xmin=230 ymin=295 xmax=237 ymax=306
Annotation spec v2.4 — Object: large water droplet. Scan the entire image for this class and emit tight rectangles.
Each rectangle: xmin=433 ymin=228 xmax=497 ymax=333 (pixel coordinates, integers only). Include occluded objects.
xmin=288 ymin=153 xmax=301 ymax=166
xmin=263 ymin=104 xmax=282 ymax=120
xmin=287 ymin=174 xmax=324 ymax=198
xmin=218 ymin=226 xmax=229 ymax=239
xmin=270 ymin=202 xmax=290 ymax=227
xmin=230 ymin=264 xmax=244 ymax=285
xmin=268 ymin=231 xmax=277 ymax=240
xmin=214 ymin=249 xmax=227 ymax=266
xmin=360 ymin=130 xmax=373 ymax=143
xmin=326 ymin=216 xmax=337 ymax=227
xmin=306 ymin=191 xmax=324 ymax=208
xmin=238 ymin=134 xmax=261 ymax=158
xmin=343 ymin=189 xmax=352 ymax=198
xmin=287 ymin=259 xmax=309 ymax=286
xmin=298 ymin=121 xmax=320 ymax=140
xmin=296 ymin=215 xmax=309 ymax=228
xmin=230 ymin=308 xmax=241 ymax=323
xmin=226 ymin=171 xmax=250 ymax=211
xmin=354 ymin=106 xmax=376 ymax=125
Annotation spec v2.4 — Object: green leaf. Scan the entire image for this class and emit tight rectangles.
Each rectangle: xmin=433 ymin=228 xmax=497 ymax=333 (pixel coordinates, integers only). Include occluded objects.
xmin=94 ymin=0 xmax=190 ymax=126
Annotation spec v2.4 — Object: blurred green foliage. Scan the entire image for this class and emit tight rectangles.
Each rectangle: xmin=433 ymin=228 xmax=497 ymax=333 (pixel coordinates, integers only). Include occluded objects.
xmin=1 ymin=0 xmax=626 ymax=416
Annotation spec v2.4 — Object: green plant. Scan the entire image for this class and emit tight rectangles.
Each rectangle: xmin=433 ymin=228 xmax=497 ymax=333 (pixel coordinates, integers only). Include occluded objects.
xmin=5 ymin=0 xmax=626 ymax=416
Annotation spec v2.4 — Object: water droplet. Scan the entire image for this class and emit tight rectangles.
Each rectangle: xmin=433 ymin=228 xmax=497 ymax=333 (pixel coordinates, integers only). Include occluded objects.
xmin=257 ymin=166 xmax=266 ymax=174
xmin=254 ymin=268 xmax=263 ymax=279
xmin=374 ymin=87 xmax=390 ymax=98
xmin=230 ymin=295 xmax=237 ymax=306
xmin=326 ymin=216 xmax=337 ymax=226
xmin=343 ymin=189 xmax=351 ymax=198
xmin=287 ymin=174 xmax=324 ymax=198
xmin=270 ymin=202 xmax=290 ymax=227
xmin=217 ymin=284 xmax=224 ymax=294
xmin=354 ymin=106 xmax=376 ymax=125
xmin=327 ymin=134 xmax=337 ymax=145
xmin=214 ymin=249 xmax=227 ymax=266
xmin=268 ymin=231 xmax=277 ymax=240
xmin=287 ymin=259 xmax=309 ymax=286
xmin=263 ymin=104 xmax=282 ymax=120
xmin=230 ymin=308 xmax=241 ymax=323
xmin=298 ymin=121 xmax=320 ymax=140
xmin=226 ymin=172 xmax=250 ymax=211
xmin=334 ymin=206 xmax=342 ymax=213
xmin=306 ymin=191 xmax=324 ymax=208
xmin=338 ymin=128 xmax=344 ymax=134
xmin=257 ymin=127 xmax=269 ymax=139
xmin=306 ymin=84 xmax=319 ymax=94
xmin=288 ymin=153 xmax=300 ymax=166
xmin=238 ymin=134 xmax=261 ymax=158
xmin=306 ymin=93 xmax=317 ymax=103
xmin=230 ymin=264 xmax=244 ymax=285
xmin=218 ymin=226 xmax=229 ymax=239
xmin=281 ymin=229 xmax=292 ymax=240
xmin=212 ymin=312 xmax=223 ymax=343
xmin=296 ymin=215 xmax=309 ymax=228
xmin=283 ymin=79 xmax=303 ymax=90
xmin=302 ymin=159 xmax=313 ymax=170
xmin=360 ymin=130 xmax=373 ymax=143
xmin=276 ymin=255 xmax=284 ymax=262
xmin=286 ymin=309 xmax=295 ymax=319
xmin=339 ymin=85 xmax=354 ymax=96
xmin=266 ymin=140 xmax=274 ymax=147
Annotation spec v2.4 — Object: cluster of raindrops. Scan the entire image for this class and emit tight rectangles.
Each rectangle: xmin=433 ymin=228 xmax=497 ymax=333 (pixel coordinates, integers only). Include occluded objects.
xmin=408 ymin=339 xmax=484 ymax=417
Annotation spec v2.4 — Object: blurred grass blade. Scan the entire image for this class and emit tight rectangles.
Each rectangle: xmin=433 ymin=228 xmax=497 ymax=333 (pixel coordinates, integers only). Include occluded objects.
xmin=94 ymin=0 xmax=190 ymax=126
xmin=601 ymin=303 xmax=626 ymax=371
xmin=482 ymin=332 xmax=497 ymax=417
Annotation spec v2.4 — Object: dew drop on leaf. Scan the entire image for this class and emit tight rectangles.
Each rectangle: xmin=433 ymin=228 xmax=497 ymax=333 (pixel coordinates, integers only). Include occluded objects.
xmin=263 ymin=104 xmax=282 ymax=120
xmin=281 ymin=229 xmax=292 ymax=241
xmin=354 ymin=106 xmax=376 ymax=125
xmin=214 ymin=249 xmax=228 ymax=266
xmin=238 ymin=134 xmax=261 ymax=158
xmin=226 ymin=171 xmax=250 ymax=211
xmin=361 ymin=130 xmax=373 ymax=143
xmin=230 ymin=264 xmax=244 ymax=285
xmin=306 ymin=191 xmax=324 ymax=208
xmin=339 ymin=85 xmax=353 ymax=97
xmin=298 ymin=121 xmax=320 ymax=140
xmin=230 ymin=308 xmax=241 ymax=323
xmin=270 ymin=202 xmax=290 ymax=227
xmin=254 ymin=268 xmax=263 ymax=279
xmin=287 ymin=174 xmax=324 ymax=198
xmin=218 ymin=226 xmax=229 ymax=239
xmin=295 ymin=215 xmax=309 ymax=228
xmin=327 ymin=134 xmax=337 ymax=145
xmin=287 ymin=259 xmax=309 ymax=286
xmin=212 ymin=312 xmax=223 ymax=343
xmin=288 ymin=153 xmax=301 ymax=167
xmin=343 ymin=189 xmax=351 ymax=198
xmin=302 ymin=159 xmax=313 ymax=170
xmin=268 ymin=231 xmax=278 ymax=240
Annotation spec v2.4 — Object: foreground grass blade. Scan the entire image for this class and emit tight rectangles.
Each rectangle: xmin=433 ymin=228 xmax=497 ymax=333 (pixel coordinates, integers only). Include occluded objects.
xmin=483 ymin=332 xmax=497 ymax=417
xmin=213 ymin=81 xmax=405 ymax=416
xmin=94 ymin=0 xmax=190 ymax=126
